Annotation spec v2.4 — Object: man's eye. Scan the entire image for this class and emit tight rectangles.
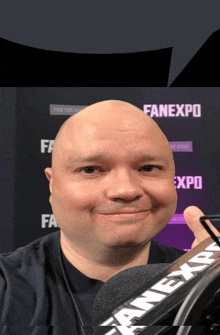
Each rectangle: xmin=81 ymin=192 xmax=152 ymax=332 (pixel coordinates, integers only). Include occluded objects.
xmin=139 ymin=165 xmax=157 ymax=172
xmin=81 ymin=166 xmax=99 ymax=174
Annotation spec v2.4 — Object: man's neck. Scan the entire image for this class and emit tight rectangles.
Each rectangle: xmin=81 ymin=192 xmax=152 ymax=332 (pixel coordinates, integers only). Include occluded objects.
xmin=60 ymin=232 xmax=151 ymax=282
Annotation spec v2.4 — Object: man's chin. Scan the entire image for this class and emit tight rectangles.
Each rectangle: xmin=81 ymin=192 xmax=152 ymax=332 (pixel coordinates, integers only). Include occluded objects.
xmin=107 ymin=238 xmax=150 ymax=250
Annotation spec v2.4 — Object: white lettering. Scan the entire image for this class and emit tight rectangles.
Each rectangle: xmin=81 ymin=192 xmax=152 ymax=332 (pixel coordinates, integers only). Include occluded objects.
xmin=168 ymin=104 xmax=175 ymax=117
xmin=48 ymin=140 xmax=54 ymax=153
xmin=101 ymin=317 xmax=118 ymax=326
xmin=194 ymin=176 xmax=203 ymax=189
xmin=186 ymin=176 xmax=194 ymax=189
xmin=176 ymin=104 xmax=185 ymax=117
xmin=143 ymin=105 xmax=151 ymax=115
xmin=114 ymin=308 xmax=146 ymax=327
xmin=41 ymin=139 xmax=54 ymax=153
xmin=152 ymin=278 xmax=184 ymax=294
xmin=206 ymin=242 xmax=220 ymax=252
xmin=143 ymin=104 xmax=201 ymax=117
xmin=41 ymin=214 xmax=50 ymax=228
xmin=188 ymin=251 xmax=215 ymax=265
xmin=174 ymin=176 xmax=203 ymax=189
xmin=150 ymin=105 xmax=159 ymax=117
xmin=167 ymin=263 xmax=207 ymax=281
xmin=175 ymin=176 xmax=186 ymax=189
xmin=193 ymin=104 xmax=201 ymax=117
xmin=48 ymin=215 xmax=58 ymax=228
xmin=185 ymin=104 xmax=192 ymax=117
xmin=159 ymin=105 xmax=167 ymax=117
xmin=130 ymin=290 xmax=166 ymax=311
xmin=41 ymin=214 xmax=58 ymax=228
xmin=41 ymin=140 xmax=50 ymax=153
xmin=107 ymin=241 xmax=220 ymax=329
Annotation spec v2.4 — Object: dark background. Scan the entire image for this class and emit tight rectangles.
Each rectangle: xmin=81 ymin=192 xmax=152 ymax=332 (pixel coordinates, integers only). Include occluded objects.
xmin=1 ymin=27 xmax=220 ymax=253
xmin=1 ymin=87 xmax=220 ymax=253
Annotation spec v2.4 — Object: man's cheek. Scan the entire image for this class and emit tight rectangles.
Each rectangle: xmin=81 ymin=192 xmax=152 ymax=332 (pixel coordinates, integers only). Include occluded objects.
xmin=152 ymin=183 xmax=177 ymax=207
xmin=57 ymin=189 xmax=97 ymax=213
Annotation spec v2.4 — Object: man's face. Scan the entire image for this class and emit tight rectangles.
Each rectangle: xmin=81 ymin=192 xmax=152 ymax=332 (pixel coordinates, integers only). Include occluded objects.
xmin=46 ymin=107 xmax=177 ymax=251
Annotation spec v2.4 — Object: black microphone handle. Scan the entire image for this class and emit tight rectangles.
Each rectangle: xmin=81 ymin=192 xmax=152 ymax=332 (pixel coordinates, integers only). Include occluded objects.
xmin=90 ymin=237 xmax=220 ymax=335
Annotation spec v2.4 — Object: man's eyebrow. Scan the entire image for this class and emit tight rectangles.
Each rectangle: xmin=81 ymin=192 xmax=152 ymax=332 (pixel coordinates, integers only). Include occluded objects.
xmin=138 ymin=155 xmax=168 ymax=161
xmin=65 ymin=154 xmax=108 ymax=166
xmin=66 ymin=154 xmax=169 ymax=165
xmin=138 ymin=155 xmax=170 ymax=166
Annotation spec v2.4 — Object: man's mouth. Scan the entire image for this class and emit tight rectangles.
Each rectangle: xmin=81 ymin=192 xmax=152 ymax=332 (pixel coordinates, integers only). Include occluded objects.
xmin=100 ymin=209 xmax=150 ymax=215
xmin=105 ymin=210 xmax=147 ymax=215
xmin=96 ymin=210 xmax=152 ymax=222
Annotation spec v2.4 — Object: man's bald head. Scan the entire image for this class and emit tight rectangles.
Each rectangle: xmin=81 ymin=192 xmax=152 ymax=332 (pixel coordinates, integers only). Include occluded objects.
xmin=45 ymin=99 xmax=177 ymax=260
xmin=51 ymin=100 xmax=173 ymax=168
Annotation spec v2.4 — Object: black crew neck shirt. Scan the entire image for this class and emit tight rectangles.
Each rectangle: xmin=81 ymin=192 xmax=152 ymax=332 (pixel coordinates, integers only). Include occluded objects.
xmin=0 ymin=231 xmax=185 ymax=334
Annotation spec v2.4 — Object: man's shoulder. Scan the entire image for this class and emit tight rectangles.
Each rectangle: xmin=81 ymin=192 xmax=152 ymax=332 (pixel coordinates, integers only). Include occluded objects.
xmin=148 ymin=240 xmax=186 ymax=264
xmin=0 ymin=231 xmax=60 ymax=269
xmin=0 ymin=231 xmax=78 ymax=331
xmin=0 ymin=231 xmax=61 ymax=312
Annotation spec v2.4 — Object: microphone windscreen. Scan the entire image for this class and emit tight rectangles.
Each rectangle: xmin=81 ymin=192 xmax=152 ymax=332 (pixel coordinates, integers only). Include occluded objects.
xmin=92 ymin=263 xmax=168 ymax=320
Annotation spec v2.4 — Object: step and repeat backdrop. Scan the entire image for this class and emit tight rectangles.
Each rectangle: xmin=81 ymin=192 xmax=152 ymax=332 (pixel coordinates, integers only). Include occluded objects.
xmin=12 ymin=87 xmax=220 ymax=251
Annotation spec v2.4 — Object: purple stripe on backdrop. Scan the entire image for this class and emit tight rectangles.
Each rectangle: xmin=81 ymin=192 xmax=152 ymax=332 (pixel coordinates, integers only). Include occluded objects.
xmin=169 ymin=214 xmax=186 ymax=224
xmin=169 ymin=141 xmax=193 ymax=152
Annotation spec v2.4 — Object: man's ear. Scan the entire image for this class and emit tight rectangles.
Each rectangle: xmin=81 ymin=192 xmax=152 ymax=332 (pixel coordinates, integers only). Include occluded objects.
xmin=45 ymin=167 xmax=53 ymax=194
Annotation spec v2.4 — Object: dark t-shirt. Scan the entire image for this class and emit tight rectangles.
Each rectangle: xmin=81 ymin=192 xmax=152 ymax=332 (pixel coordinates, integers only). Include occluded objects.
xmin=0 ymin=231 xmax=185 ymax=334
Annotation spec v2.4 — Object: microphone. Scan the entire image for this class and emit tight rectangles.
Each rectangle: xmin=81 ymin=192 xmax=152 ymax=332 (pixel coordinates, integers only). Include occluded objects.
xmin=90 ymin=235 xmax=220 ymax=335
xmin=92 ymin=263 xmax=169 ymax=320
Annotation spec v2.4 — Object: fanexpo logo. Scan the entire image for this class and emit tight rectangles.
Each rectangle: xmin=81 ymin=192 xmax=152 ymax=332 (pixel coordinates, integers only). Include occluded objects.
xmin=143 ymin=104 xmax=201 ymax=117
xmin=99 ymin=241 xmax=220 ymax=334
xmin=41 ymin=140 xmax=54 ymax=153
xmin=174 ymin=176 xmax=202 ymax=189
xmin=41 ymin=214 xmax=58 ymax=228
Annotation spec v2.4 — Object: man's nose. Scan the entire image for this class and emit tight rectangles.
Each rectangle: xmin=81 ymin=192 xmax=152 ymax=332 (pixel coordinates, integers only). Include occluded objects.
xmin=105 ymin=170 xmax=144 ymax=202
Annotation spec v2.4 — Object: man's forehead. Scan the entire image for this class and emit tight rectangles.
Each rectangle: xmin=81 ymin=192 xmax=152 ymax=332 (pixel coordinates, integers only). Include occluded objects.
xmin=65 ymin=152 xmax=170 ymax=164
xmin=61 ymin=100 xmax=152 ymax=130
xmin=60 ymin=122 xmax=166 ymax=154
xmin=56 ymin=112 xmax=154 ymax=150
xmin=60 ymin=136 xmax=171 ymax=167
xmin=52 ymin=100 xmax=172 ymax=164
xmin=63 ymin=112 xmax=158 ymax=144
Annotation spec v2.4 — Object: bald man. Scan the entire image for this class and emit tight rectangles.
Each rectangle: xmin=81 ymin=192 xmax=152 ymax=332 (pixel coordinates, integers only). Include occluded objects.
xmin=0 ymin=100 xmax=219 ymax=334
